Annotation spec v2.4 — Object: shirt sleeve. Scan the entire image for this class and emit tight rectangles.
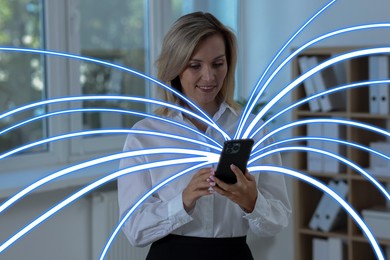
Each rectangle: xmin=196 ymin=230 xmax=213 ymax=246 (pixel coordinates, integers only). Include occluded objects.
xmin=243 ymin=127 xmax=292 ymax=237
xmin=117 ymin=134 xmax=193 ymax=247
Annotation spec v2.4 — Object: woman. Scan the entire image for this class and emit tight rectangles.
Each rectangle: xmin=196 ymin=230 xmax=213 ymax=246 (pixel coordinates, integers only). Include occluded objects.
xmin=118 ymin=12 xmax=291 ymax=260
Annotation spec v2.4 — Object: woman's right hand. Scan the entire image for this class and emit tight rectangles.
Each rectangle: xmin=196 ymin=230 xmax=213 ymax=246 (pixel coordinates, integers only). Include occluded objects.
xmin=182 ymin=167 xmax=215 ymax=213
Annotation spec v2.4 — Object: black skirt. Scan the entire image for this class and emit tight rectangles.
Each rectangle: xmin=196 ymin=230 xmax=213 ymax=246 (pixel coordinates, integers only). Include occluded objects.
xmin=146 ymin=234 xmax=254 ymax=260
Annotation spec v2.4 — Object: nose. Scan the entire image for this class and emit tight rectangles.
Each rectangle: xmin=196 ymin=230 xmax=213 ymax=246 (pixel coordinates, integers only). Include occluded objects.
xmin=201 ymin=65 xmax=215 ymax=81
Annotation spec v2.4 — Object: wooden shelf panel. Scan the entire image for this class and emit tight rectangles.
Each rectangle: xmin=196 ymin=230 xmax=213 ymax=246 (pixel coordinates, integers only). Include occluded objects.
xmin=292 ymin=47 xmax=390 ymax=260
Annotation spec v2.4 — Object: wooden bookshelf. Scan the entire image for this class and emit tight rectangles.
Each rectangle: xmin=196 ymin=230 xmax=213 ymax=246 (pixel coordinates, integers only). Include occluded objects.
xmin=291 ymin=47 xmax=390 ymax=260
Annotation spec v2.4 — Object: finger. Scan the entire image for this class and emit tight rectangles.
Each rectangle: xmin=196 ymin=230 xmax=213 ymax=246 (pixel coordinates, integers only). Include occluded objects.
xmin=212 ymin=184 xmax=230 ymax=196
xmin=244 ymin=170 xmax=255 ymax=181
xmin=214 ymin=176 xmax=231 ymax=192
xmin=230 ymin=164 xmax=245 ymax=182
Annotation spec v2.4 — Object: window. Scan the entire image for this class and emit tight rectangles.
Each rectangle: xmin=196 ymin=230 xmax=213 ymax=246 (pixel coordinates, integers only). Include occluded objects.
xmin=0 ymin=0 xmax=239 ymax=172
xmin=68 ymin=0 xmax=148 ymax=156
xmin=0 ymin=0 xmax=46 ymax=154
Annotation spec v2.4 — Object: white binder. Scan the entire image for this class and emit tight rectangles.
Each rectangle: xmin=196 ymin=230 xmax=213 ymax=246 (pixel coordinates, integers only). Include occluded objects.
xmin=377 ymin=55 xmax=390 ymax=114
xmin=309 ymin=180 xmax=338 ymax=230
xmin=322 ymin=124 xmax=346 ymax=173
xmin=328 ymin=237 xmax=345 ymax=260
xmin=312 ymin=238 xmax=329 ymax=260
xmin=319 ymin=180 xmax=348 ymax=232
xmin=369 ymin=55 xmax=380 ymax=114
xmin=307 ymin=123 xmax=324 ymax=173
xmin=307 ymin=56 xmax=345 ymax=112
xmin=369 ymin=55 xmax=390 ymax=114
xmin=298 ymin=56 xmax=321 ymax=112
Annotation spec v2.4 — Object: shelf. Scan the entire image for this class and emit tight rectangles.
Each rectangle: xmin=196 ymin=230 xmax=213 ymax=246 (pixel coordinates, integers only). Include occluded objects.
xmin=292 ymin=46 xmax=390 ymax=260
xmin=299 ymin=228 xmax=349 ymax=239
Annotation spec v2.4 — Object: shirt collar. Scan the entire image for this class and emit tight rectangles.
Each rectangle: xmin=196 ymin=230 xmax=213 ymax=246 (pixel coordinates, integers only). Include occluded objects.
xmin=169 ymin=102 xmax=238 ymax=121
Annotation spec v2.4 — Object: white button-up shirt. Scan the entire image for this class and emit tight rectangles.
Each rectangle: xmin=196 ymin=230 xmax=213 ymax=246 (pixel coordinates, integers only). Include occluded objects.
xmin=118 ymin=103 xmax=291 ymax=247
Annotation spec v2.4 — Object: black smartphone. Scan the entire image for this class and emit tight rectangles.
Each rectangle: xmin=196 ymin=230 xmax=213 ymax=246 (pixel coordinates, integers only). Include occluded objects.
xmin=215 ymin=139 xmax=254 ymax=184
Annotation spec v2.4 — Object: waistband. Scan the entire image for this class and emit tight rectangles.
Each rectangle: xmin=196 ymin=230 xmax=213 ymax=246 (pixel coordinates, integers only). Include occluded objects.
xmin=155 ymin=234 xmax=247 ymax=246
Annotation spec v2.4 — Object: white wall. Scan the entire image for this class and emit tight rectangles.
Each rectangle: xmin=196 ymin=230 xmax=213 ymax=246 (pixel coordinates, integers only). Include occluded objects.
xmin=0 ymin=187 xmax=91 ymax=260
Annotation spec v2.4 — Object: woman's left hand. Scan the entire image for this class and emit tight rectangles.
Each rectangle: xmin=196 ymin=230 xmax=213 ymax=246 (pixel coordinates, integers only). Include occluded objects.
xmin=213 ymin=164 xmax=258 ymax=213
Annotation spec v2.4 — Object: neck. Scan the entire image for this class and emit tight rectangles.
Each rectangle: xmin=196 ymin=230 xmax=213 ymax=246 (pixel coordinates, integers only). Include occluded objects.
xmin=185 ymin=102 xmax=220 ymax=133
xmin=199 ymin=102 xmax=219 ymax=118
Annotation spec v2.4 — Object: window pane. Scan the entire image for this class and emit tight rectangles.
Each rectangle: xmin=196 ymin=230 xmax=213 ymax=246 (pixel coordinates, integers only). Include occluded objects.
xmin=0 ymin=0 xmax=46 ymax=154
xmin=79 ymin=0 xmax=146 ymax=131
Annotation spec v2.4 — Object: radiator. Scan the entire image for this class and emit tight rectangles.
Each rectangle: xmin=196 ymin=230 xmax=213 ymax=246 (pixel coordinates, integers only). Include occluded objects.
xmin=91 ymin=190 xmax=149 ymax=260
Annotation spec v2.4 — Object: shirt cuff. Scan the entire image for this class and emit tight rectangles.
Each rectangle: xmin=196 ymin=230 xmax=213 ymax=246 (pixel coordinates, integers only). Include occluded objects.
xmin=167 ymin=192 xmax=193 ymax=222
xmin=243 ymin=190 xmax=270 ymax=220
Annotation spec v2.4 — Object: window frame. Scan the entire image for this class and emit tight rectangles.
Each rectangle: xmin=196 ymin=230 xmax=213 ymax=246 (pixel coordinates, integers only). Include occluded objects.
xmin=0 ymin=0 xmax=243 ymax=173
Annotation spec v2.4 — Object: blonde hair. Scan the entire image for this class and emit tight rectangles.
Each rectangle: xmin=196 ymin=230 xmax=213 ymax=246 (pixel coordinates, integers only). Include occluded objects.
xmin=155 ymin=12 xmax=240 ymax=115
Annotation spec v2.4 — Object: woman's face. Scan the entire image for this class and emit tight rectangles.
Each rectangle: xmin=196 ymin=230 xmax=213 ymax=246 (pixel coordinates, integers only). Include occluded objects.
xmin=179 ymin=34 xmax=228 ymax=111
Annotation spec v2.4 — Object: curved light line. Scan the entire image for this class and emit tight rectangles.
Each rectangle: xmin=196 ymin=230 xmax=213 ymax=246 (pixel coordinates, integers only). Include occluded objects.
xmin=99 ymin=161 xmax=210 ymax=259
xmin=254 ymin=136 xmax=390 ymax=163
xmin=253 ymin=118 xmax=390 ymax=151
xmin=251 ymin=79 xmax=390 ymax=139
xmin=0 ymin=107 xmax=222 ymax=148
xmin=0 ymin=129 xmax=220 ymax=162
xmin=236 ymin=0 xmax=337 ymax=139
xmin=0 ymin=148 xmax=218 ymax=214
xmin=0 ymin=156 xmax=213 ymax=253
xmin=248 ymin=146 xmax=390 ymax=201
xmin=246 ymin=166 xmax=384 ymax=260
xmin=243 ymin=47 xmax=390 ymax=139
xmin=234 ymin=23 xmax=390 ymax=139
xmin=0 ymin=95 xmax=230 ymax=140
xmin=0 ymin=47 xmax=215 ymax=127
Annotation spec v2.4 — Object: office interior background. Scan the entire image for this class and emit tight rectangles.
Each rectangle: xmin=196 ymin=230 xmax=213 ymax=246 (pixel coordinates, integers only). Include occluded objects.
xmin=0 ymin=0 xmax=390 ymax=259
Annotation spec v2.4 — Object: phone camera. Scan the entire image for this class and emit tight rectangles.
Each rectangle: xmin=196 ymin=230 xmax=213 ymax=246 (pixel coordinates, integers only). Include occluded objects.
xmin=225 ymin=142 xmax=240 ymax=154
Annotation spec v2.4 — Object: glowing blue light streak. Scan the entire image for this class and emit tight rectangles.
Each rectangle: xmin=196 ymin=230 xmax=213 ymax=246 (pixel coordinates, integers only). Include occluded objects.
xmin=234 ymin=23 xmax=390 ymax=138
xmin=252 ymin=118 xmax=390 ymax=153
xmin=0 ymin=156 xmax=216 ymax=253
xmin=255 ymin=136 xmax=390 ymax=164
xmin=0 ymin=95 xmax=229 ymax=140
xmin=246 ymin=166 xmax=384 ymax=260
xmin=1 ymin=13 xmax=390 ymax=260
xmin=0 ymin=148 xmax=218 ymax=215
xmin=236 ymin=0 xmax=337 ymax=139
xmin=250 ymin=79 xmax=390 ymax=139
xmin=0 ymin=47 xmax=217 ymax=130
xmin=242 ymin=47 xmax=390 ymax=139
xmin=99 ymin=161 xmax=210 ymax=260
xmin=0 ymin=129 xmax=221 ymax=162
xmin=0 ymin=107 xmax=222 ymax=148
xmin=248 ymin=146 xmax=390 ymax=201
xmin=97 ymin=147 xmax=388 ymax=259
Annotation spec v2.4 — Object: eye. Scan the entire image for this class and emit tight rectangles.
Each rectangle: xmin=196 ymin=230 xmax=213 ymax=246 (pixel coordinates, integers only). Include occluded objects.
xmin=213 ymin=62 xmax=224 ymax=68
xmin=188 ymin=63 xmax=201 ymax=70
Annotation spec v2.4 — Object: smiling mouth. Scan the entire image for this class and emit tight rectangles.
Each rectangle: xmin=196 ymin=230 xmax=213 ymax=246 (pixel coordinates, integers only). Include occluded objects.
xmin=197 ymin=85 xmax=216 ymax=91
